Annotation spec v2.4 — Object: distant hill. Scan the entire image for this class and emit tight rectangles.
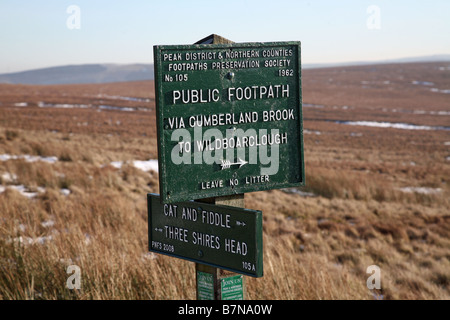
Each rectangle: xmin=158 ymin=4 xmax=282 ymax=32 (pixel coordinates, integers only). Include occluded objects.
xmin=302 ymin=54 xmax=450 ymax=69
xmin=0 ymin=54 xmax=449 ymax=85
xmin=0 ymin=64 xmax=154 ymax=85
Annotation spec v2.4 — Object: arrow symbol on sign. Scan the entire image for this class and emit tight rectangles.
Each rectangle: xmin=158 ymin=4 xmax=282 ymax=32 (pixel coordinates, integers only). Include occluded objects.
xmin=221 ymin=158 xmax=248 ymax=170
xmin=236 ymin=221 xmax=246 ymax=227
xmin=154 ymin=228 xmax=163 ymax=232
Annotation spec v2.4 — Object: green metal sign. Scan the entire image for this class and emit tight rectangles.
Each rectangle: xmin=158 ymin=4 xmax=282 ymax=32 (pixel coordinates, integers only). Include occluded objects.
xmin=197 ymin=271 xmax=214 ymax=300
xmin=221 ymin=275 xmax=244 ymax=300
xmin=154 ymin=41 xmax=304 ymax=203
xmin=148 ymin=193 xmax=263 ymax=277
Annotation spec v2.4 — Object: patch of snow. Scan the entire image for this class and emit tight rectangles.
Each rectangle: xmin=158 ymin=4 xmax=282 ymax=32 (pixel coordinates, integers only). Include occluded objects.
xmin=8 ymin=235 xmax=53 ymax=246
xmin=108 ymin=159 xmax=159 ymax=173
xmin=398 ymin=187 xmax=442 ymax=195
xmin=282 ymin=188 xmax=316 ymax=197
xmin=38 ymin=102 xmax=90 ymax=109
xmin=99 ymin=95 xmax=151 ymax=102
xmin=9 ymin=185 xmax=39 ymax=198
xmin=336 ymin=121 xmax=450 ymax=131
xmin=0 ymin=184 xmax=45 ymax=199
xmin=84 ymin=233 xmax=92 ymax=245
xmin=0 ymin=154 xmax=58 ymax=164
xmin=132 ymin=160 xmax=159 ymax=173
xmin=412 ymin=81 xmax=434 ymax=86
xmin=1 ymin=172 xmax=17 ymax=183
xmin=27 ymin=155 xmax=58 ymax=164
xmin=110 ymin=161 xmax=123 ymax=169
xmin=303 ymin=103 xmax=324 ymax=108
xmin=430 ymin=88 xmax=450 ymax=94
xmin=98 ymin=105 xmax=134 ymax=112
xmin=0 ymin=154 xmax=11 ymax=161
xmin=60 ymin=188 xmax=71 ymax=196
xmin=141 ymin=252 xmax=158 ymax=261
xmin=410 ymin=110 xmax=449 ymax=116
xmin=41 ymin=220 xmax=55 ymax=228
xmin=304 ymin=129 xmax=321 ymax=135
xmin=35 ymin=235 xmax=54 ymax=245
xmin=59 ymin=258 xmax=74 ymax=265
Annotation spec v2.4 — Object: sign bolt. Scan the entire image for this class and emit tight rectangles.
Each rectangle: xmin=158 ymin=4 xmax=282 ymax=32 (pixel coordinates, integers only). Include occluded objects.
xmin=226 ymin=72 xmax=235 ymax=80
xmin=198 ymin=250 xmax=203 ymax=257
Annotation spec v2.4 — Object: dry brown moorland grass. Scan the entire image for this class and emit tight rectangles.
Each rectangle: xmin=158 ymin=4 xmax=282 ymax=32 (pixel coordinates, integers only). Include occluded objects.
xmin=0 ymin=62 xmax=449 ymax=300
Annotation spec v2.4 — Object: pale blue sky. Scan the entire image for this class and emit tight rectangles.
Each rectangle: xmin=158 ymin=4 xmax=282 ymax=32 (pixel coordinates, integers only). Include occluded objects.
xmin=1 ymin=0 xmax=449 ymax=73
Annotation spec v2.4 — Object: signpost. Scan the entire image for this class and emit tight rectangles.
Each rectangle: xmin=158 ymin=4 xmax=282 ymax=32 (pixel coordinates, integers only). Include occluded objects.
xmin=154 ymin=36 xmax=304 ymax=203
xmin=149 ymin=34 xmax=304 ymax=300
xmin=148 ymin=193 xmax=263 ymax=277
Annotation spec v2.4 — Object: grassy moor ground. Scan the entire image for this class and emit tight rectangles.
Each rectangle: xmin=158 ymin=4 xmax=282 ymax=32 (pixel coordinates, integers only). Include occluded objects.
xmin=0 ymin=62 xmax=449 ymax=299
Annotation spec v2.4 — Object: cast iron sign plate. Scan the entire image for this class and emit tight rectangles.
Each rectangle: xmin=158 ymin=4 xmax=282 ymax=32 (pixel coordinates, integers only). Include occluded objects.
xmin=148 ymin=193 xmax=263 ymax=277
xmin=154 ymin=41 xmax=304 ymax=203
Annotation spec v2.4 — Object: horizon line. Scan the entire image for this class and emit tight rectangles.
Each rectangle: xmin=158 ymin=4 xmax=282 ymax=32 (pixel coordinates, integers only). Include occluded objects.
xmin=2 ymin=53 xmax=450 ymax=75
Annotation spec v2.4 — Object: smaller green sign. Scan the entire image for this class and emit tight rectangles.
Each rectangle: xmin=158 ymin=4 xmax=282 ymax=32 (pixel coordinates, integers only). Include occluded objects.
xmin=221 ymin=275 xmax=244 ymax=300
xmin=197 ymin=271 xmax=214 ymax=300
xmin=148 ymin=193 xmax=263 ymax=277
